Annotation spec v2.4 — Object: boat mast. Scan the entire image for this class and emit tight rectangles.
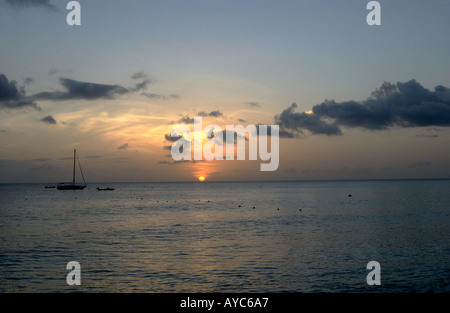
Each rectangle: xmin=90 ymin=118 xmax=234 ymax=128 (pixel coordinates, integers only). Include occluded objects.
xmin=73 ymin=149 xmax=76 ymax=186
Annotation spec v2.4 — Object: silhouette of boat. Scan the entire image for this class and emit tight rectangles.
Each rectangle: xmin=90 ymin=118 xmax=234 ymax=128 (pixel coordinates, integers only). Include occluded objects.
xmin=97 ymin=187 xmax=114 ymax=191
xmin=57 ymin=149 xmax=87 ymax=190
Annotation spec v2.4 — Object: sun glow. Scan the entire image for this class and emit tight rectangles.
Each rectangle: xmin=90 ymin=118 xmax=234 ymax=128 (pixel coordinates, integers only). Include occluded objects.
xmin=198 ymin=176 xmax=205 ymax=182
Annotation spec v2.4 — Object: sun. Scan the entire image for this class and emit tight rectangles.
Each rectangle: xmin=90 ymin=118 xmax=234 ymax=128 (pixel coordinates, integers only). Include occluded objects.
xmin=198 ymin=176 xmax=205 ymax=182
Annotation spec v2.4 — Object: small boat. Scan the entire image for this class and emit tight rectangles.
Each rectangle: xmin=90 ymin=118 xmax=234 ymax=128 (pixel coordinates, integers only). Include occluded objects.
xmin=57 ymin=149 xmax=87 ymax=190
xmin=44 ymin=185 xmax=56 ymax=188
xmin=97 ymin=187 xmax=114 ymax=191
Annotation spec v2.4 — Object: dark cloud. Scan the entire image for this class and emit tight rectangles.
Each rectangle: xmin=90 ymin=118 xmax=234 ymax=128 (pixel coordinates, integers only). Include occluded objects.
xmin=141 ymin=92 xmax=179 ymax=100
xmin=131 ymin=79 xmax=152 ymax=92
xmin=3 ymin=72 xmax=173 ymax=109
xmin=164 ymin=134 xmax=181 ymax=142
xmin=0 ymin=74 xmax=25 ymax=101
xmin=142 ymin=93 xmax=163 ymax=99
xmin=129 ymin=72 xmax=152 ymax=92
xmin=118 ymin=143 xmax=129 ymax=150
xmin=198 ymin=110 xmax=223 ymax=117
xmin=313 ymin=80 xmax=450 ymax=130
xmin=41 ymin=115 xmax=57 ymax=124
xmin=0 ymin=73 xmax=40 ymax=110
xmin=276 ymin=80 xmax=450 ymax=137
xmin=0 ymin=98 xmax=40 ymax=110
xmin=131 ymin=72 xmax=148 ymax=80
xmin=132 ymin=72 xmax=173 ymax=97
xmin=33 ymin=78 xmax=129 ymax=101
xmin=275 ymin=103 xmax=342 ymax=137
xmin=208 ymin=110 xmax=223 ymax=117
xmin=170 ymin=116 xmax=195 ymax=124
xmin=415 ymin=133 xmax=439 ymax=138
xmin=5 ymin=0 xmax=57 ymax=11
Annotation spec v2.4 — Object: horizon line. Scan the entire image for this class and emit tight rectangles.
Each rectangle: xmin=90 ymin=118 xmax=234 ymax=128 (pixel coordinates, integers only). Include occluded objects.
xmin=1 ymin=177 xmax=450 ymax=185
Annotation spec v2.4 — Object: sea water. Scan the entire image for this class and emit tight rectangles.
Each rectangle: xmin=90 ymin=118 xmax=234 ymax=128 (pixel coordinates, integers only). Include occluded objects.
xmin=0 ymin=180 xmax=449 ymax=292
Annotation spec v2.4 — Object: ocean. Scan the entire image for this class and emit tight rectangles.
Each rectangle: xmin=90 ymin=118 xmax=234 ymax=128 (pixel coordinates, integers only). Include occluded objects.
xmin=0 ymin=179 xmax=449 ymax=293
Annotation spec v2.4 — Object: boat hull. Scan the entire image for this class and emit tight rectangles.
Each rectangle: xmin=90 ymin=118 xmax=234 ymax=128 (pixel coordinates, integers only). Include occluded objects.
xmin=57 ymin=184 xmax=86 ymax=190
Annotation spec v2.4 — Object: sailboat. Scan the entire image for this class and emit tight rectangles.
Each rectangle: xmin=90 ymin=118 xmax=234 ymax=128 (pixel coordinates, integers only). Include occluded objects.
xmin=57 ymin=149 xmax=87 ymax=190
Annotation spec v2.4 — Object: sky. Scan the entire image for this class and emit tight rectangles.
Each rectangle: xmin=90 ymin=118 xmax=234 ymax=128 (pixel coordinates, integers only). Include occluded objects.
xmin=0 ymin=0 xmax=449 ymax=183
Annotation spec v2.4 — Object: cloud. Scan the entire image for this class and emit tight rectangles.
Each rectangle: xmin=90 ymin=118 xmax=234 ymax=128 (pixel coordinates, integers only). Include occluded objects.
xmin=32 ymin=78 xmax=129 ymax=101
xmin=415 ymin=134 xmax=439 ymax=138
xmin=130 ymin=72 xmax=148 ymax=80
xmin=3 ymin=72 xmax=173 ymax=107
xmin=208 ymin=110 xmax=223 ymax=117
xmin=41 ymin=115 xmax=57 ymax=124
xmin=170 ymin=116 xmax=195 ymax=124
xmin=0 ymin=73 xmax=40 ymax=110
xmin=275 ymin=80 xmax=450 ymax=137
xmin=313 ymin=80 xmax=450 ymax=129
xmin=131 ymin=79 xmax=152 ymax=92
xmin=198 ymin=110 xmax=223 ymax=117
xmin=141 ymin=92 xmax=179 ymax=100
xmin=30 ymin=72 xmax=154 ymax=102
xmin=0 ymin=74 xmax=24 ymax=101
xmin=132 ymin=73 xmax=176 ymax=98
xmin=164 ymin=134 xmax=181 ymax=142
xmin=275 ymin=103 xmax=342 ymax=137
xmin=129 ymin=72 xmax=152 ymax=92
xmin=5 ymin=0 xmax=57 ymax=11
xmin=118 ymin=143 xmax=129 ymax=150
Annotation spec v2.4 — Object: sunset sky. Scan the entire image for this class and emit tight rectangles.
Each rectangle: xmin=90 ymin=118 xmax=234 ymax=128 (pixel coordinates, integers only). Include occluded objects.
xmin=1 ymin=0 xmax=449 ymax=183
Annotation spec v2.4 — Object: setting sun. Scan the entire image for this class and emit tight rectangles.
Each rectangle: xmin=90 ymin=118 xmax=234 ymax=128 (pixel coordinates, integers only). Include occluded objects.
xmin=198 ymin=176 xmax=205 ymax=182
